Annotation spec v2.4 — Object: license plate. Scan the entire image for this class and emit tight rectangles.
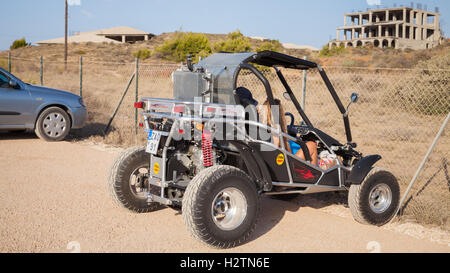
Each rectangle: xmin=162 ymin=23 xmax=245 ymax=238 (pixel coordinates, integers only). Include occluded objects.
xmin=146 ymin=130 xmax=162 ymax=155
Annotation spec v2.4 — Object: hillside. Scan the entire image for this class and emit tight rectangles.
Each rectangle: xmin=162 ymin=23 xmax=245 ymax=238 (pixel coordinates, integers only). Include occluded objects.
xmin=319 ymin=40 xmax=450 ymax=69
xmin=1 ymin=32 xmax=448 ymax=69
xmin=0 ymin=31 xmax=315 ymax=65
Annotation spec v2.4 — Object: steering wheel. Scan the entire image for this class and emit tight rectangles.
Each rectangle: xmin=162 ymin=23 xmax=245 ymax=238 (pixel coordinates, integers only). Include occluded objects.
xmin=285 ymin=112 xmax=311 ymax=136
xmin=285 ymin=112 xmax=297 ymax=136
xmin=284 ymin=112 xmax=294 ymax=126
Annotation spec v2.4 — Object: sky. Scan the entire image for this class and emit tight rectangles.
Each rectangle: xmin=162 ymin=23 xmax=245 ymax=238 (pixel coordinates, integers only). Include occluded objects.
xmin=1 ymin=0 xmax=449 ymax=51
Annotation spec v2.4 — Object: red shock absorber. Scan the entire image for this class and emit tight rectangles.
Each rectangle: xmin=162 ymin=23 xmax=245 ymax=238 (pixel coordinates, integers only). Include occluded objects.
xmin=202 ymin=129 xmax=214 ymax=167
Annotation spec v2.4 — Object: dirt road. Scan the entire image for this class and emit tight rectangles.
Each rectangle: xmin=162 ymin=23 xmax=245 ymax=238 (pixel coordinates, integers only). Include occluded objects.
xmin=0 ymin=134 xmax=449 ymax=253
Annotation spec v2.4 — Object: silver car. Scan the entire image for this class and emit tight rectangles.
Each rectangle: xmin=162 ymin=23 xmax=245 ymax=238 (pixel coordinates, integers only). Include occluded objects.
xmin=0 ymin=68 xmax=87 ymax=141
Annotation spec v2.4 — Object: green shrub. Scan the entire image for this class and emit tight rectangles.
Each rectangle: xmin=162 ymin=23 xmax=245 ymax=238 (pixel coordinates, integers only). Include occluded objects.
xmin=213 ymin=30 xmax=252 ymax=53
xmin=10 ymin=38 xmax=29 ymax=50
xmin=256 ymin=40 xmax=282 ymax=52
xmin=132 ymin=48 xmax=151 ymax=60
xmin=155 ymin=32 xmax=211 ymax=62
xmin=318 ymin=44 xmax=346 ymax=57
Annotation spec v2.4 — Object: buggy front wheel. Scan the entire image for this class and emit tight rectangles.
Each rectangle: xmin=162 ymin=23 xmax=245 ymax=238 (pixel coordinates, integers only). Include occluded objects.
xmin=348 ymin=167 xmax=400 ymax=226
xmin=182 ymin=165 xmax=260 ymax=248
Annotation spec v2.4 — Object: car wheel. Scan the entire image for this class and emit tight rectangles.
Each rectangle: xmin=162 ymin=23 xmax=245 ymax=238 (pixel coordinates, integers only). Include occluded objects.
xmin=35 ymin=107 xmax=71 ymax=141
xmin=348 ymin=167 xmax=400 ymax=226
xmin=182 ymin=165 xmax=260 ymax=248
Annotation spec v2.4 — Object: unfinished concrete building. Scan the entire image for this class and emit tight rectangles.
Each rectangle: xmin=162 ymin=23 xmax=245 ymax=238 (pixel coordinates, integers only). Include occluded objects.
xmin=329 ymin=7 xmax=443 ymax=50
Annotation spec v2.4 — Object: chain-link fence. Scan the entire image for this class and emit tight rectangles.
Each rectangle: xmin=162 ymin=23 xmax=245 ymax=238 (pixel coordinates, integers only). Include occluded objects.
xmin=239 ymin=66 xmax=449 ymax=228
xmin=1 ymin=55 xmax=449 ymax=229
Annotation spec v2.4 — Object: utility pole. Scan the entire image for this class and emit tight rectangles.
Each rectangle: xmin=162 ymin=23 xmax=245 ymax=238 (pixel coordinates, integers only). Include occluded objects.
xmin=65 ymin=0 xmax=68 ymax=69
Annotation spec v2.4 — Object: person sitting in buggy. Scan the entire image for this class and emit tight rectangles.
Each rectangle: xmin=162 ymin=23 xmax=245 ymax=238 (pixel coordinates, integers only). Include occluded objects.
xmin=235 ymin=87 xmax=318 ymax=165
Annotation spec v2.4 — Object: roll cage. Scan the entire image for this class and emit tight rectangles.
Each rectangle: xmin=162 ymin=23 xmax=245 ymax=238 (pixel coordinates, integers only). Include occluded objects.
xmin=229 ymin=50 xmax=354 ymax=145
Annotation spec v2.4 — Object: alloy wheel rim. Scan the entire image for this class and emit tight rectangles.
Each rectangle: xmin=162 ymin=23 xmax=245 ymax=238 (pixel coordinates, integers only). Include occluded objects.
xmin=369 ymin=183 xmax=392 ymax=214
xmin=211 ymin=187 xmax=248 ymax=231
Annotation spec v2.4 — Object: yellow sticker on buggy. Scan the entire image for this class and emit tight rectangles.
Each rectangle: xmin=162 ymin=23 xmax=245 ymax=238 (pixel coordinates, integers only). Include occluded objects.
xmin=153 ymin=162 xmax=160 ymax=174
xmin=276 ymin=153 xmax=285 ymax=166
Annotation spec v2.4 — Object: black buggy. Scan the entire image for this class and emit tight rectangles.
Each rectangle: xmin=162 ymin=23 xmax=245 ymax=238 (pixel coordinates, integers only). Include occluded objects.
xmin=108 ymin=51 xmax=400 ymax=248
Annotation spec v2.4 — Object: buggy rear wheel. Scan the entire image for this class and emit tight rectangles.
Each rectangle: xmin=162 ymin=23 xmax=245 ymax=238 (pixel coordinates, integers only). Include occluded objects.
xmin=108 ymin=146 xmax=161 ymax=213
xmin=182 ymin=165 xmax=259 ymax=248
xmin=348 ymin=167 xmax=400 ymax=226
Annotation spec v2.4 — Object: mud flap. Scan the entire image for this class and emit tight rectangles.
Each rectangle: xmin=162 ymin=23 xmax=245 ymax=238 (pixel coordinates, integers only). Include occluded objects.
xmin=230 ymin=141 xmax=273 ymax=191
xmin=345 ymin=155 xmax=382 ymax=186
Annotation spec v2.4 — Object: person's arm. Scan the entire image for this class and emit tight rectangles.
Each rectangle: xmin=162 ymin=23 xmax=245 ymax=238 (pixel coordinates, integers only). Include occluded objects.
xmin=272 ymin=135 xmax=291 ymax=153
xmin=273 ymin=135 xmax=280 ymax=147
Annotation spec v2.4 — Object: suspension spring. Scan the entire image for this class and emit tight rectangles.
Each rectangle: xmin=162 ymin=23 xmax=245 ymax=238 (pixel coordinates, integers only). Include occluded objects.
xmin=202 ymin=130 xmax=213 ymax=167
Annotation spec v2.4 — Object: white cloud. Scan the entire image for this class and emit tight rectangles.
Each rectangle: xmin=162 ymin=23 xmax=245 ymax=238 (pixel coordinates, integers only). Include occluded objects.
xmin=68 ymin=0 xmax=81 ymax=6
xmin=366 ymin=0 xmax=381 ymax=6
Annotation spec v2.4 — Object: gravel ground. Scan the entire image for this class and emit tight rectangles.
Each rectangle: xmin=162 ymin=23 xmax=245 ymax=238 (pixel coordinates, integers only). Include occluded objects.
xmin=0 ymin=133 xmax=449 ymax=253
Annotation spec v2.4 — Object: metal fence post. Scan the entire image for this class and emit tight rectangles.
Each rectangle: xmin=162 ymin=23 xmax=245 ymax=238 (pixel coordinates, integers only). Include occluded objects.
xmin=79 ymin=56 xmax=83 ymax=97
xmin=104 ymin=73 xmax=136 ymax=135
xmin=302 ymin=55 xmax=307 ymax=111
xmin=135 ymin=58 xmax=139 ymax=138
xmin=40 ymin=56 xmax=43 ymax=86
xmin=392 ymin=112 xmax=450 ymax=221
xmin=8 ymin=52 xmax=11 ymax=73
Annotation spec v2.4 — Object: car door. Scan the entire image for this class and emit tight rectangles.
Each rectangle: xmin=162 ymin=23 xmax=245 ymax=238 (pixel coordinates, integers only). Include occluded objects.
xmin=0 ymin=71 xmax=33 ymax=128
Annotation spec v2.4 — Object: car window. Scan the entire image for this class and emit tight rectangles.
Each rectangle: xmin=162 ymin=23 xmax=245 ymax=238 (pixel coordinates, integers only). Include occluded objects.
xmin=0 ymin=72 xmax=10 ymax=88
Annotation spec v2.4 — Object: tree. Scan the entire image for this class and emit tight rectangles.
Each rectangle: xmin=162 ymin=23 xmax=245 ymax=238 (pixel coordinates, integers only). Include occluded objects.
xmin=132 ymin=49 xmax=151 ymax=60
xmin=155 ymin=32 xmax=212 ymax=62
xmin=256 ymin=40 xmax=282 ymax=52
xmin=213 ymin=30 xmax=252 ymax=53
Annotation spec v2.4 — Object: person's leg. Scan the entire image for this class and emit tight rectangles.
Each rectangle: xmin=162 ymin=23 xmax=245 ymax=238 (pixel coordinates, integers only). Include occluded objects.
xmin=295 ymin=141 xmax=318 ymax=166
xmin=306 ymin=141 xmax=318 ymax=166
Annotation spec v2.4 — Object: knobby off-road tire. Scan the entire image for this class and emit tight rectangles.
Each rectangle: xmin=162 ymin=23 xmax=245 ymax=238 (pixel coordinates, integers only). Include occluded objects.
xmin=348 ymin=167 xmax=400 ymax=226
xmin=35 ymin=107 xmax=71 ymax=141
xmin=108 ymin=146 xmax=160 ymax=213
xmin=182 ymin=165 xmax=260 ymax=249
